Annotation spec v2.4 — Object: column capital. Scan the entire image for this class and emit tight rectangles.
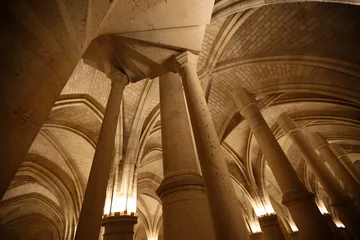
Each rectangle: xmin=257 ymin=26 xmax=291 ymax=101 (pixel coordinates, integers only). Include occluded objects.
xmin=172 ymin=51 xmax=198 ymax=72
xmin=329 ymin=144 xmax=347 ymax=158
xmin=109 ymin=70 xmax=129 ymax=86
xmin=308 ymin=132 xmax=328 ymax=150
xmin=282 ymin=190 xmax=315 ymax=206
xmin=232 ymin=87 xmax=258 ymax=115
xmin=103 ymin=61 xmax=129 ymax=86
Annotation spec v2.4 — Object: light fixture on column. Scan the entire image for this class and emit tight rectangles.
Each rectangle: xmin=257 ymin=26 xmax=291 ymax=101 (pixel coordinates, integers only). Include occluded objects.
xmin=253 ymin=197 xmax=275 ymax=217
xmin=249 ymin=220 xmax=262 ymax=233
xmin=315 ymin=199 xmax=329 ymax=215
xmin=334 ymin=219 xmax=345 ymax=228
xmin=289 ymin=219 xmax=299 ymax=232
xmin=148 ymin=237 xmax=158 ymax=240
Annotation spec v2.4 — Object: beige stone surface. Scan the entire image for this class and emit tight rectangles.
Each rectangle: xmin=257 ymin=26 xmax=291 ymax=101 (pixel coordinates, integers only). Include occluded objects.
xmin=1 ymin=1 xmax=360 ymax=240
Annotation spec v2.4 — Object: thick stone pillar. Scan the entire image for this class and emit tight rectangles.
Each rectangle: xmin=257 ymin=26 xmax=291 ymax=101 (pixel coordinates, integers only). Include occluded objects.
xmin=75 ymin=67 xmax=128 ymax=240
xmin=250 ymin=232 xmax=265 ymax=240
xmin=0 ymin=3 xmax=86 ymax=199
xmin=156 ymin=72 xmax=215 ymax=240
xmin=323 ymin=214 xmax=344 ymax=240
xmin=258 ymin=215 xmax=285 ymax=240
xmin=101 ymin=215 xmax=137 ymax=240
xmin=330 ymin=144 xmax=360 ymax=185
xmin=232 ymin=87 xmax=333 ymax=240
xmin=309 ymin=133 xmax=360 ymax=203
xmin=173 ymin=52 xmax=249 ymax=240
xmin=277 ymin=113 xmax=360 ymax=239
xmin=289 ymin=232 xmax=300 ymax=240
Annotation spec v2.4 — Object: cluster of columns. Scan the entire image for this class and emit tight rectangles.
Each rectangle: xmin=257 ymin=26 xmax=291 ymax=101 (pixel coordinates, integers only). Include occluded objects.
xmin=4 ymin=48 xmax=359 ymax=240
xmin=156 ymin=51 xmax=300 ymax=240
xmin=232 ymin=87 xmax=360 ymax=240
xmin=233 ymin=87 xmax=334 ymax=240
xmin=83 ymin=51 xmax=360 ymax=240
xmin=277 ymin=113 xmax=360 ymax=238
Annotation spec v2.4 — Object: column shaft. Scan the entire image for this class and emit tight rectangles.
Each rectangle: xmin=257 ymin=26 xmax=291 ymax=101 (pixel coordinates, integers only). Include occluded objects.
xmin=157 ymin=72 xmax=215 ymax=240
xmin=75 ymin=71 xmax=128 ymax=240
xmin=277 ymin=113 xmax=360 ymax=239
xmin=175 ymin=52 xmax=249 ymax=240
xmin=0 ymin=5 xmax=85 ymax=199
xmin=233 ymin=87 xmax=333 ymax=240
xmin=309 ymin=133 xmax=360 ymax=203
xmin=258 ymin=215 xmax=285 ymax=240
xmin=330 ymin=144 xmax=360 ymax=185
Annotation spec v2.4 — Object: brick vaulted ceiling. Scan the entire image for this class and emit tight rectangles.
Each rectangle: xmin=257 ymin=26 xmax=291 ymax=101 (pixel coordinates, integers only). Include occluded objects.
xmin=2 ymin=2 xmax=360 ymax=240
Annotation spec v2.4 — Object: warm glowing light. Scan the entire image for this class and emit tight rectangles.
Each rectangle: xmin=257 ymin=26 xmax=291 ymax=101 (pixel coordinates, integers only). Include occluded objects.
xmin=148 ymin=237 xmax=158 ymax=240
xmin=111 ymin=196 xmax=126 ymax=213
xmin=264 ymin=203 xmax=275 ymax=214
xmin=250 ymin=221 xmax=262 ymax=233
xmin=127 ymin=195 xmax=137 ymax=213
xmin=103 ymin=199 xmax=111 ymax=215
xmin=316 ymin=200 xmax=329 ymax=214
xmin=254 ymin=202 xmax=275 ymax=217
xmin=290 ymin=224 xmax=299 ymax=232
xmin=334 ymin=219 xmax=345 ymax=228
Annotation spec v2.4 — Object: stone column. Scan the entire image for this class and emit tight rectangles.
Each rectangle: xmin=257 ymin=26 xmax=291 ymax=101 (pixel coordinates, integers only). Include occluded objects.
xmin=289 ymin=232 xmax=300 ymax=240
xmin=277 ymin=113 xmax=360 ymax=239
xmin=156 ymin=72 xmax=215 ymax=240
xmin=75 ymin=67 xmax=128 ymax=240
xmin=330 ymin=144 xmax=360 ymax=185
xmin=323 ymin=214 xmax=344 ymax=240
xmin=173 ymin=51 xmax=249 ymax=240
xmin=232 ymin=87 xmax=333 ymax=240
xmin=101 ymin=215 xmax=137 ymax=240
xmin=258 ymin=214 xmax=285 ymax=240
xmin=250 ymin=232 xmax=265 ymax=240
xmin=309 ymin=133 xmax=360 ymax=203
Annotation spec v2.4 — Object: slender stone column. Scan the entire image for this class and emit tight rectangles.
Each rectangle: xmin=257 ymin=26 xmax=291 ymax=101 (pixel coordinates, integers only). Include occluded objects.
xmin=232 ymin=87 xmax=333 ymax=240
xmin=173 ymin=51 xmax=249 ymax=240
xmin=156 ymin=72 xmax=215 ymax=240
xmin=277 ymin=113 xmax=360 ymax=239
xmin=75 ymin=67 xmax=128 ymax=240
xmin=250 ymin=232 xmax=265 ymax=240
xmin=309 ymin=133 xmax=360 ymax=203
xmin=101 ymin=215 xmax=137 ymax=240
xmin=258 ymin=214 xmax=285 ymax=240
xmin=330 ymin=144 xmax=360 ymax=185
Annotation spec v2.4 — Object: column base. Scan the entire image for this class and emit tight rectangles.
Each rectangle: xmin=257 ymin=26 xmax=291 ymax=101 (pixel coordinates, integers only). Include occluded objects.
xmin=157 ymin=172 xmax=216 ymax=240
xmin=282 ymin=190 xmax=335 ymax=239
xmin=289 ymin=231 xmax=300 ymax=240
xmin=250 ymin=232 xmax=265 ymax=240
xmin=156 ymin=172 xmax=206 ymax=198
xmin=101 ymin=215 xmax=137 ymax=240
xmin=323 ymin=214 xmax=344 ymax=240
xmin=258 ymin=214 xmax=285 ymax=240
